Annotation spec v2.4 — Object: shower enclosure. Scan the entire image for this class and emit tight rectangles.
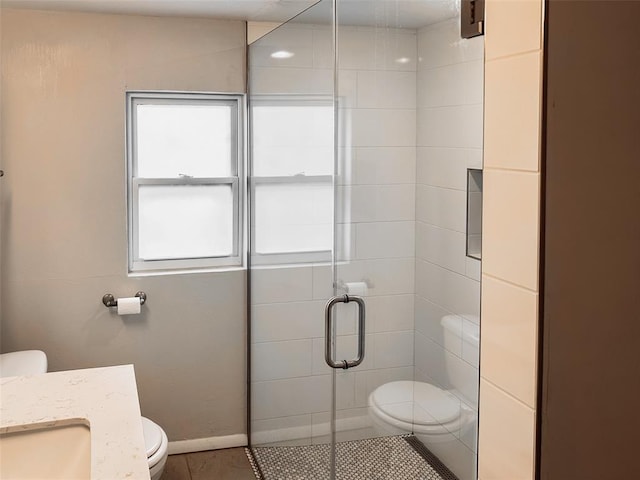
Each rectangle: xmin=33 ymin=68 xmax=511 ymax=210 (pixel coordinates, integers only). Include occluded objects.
xmin=247 ymin=1 xmax=483 ymax=478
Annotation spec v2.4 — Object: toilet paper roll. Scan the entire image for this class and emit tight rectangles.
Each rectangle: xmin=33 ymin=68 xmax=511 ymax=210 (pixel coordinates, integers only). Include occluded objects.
xmin=117 ymin=297 xmax=141 ymax=315
xmin=344 ymin=281 xmax=368 ymax=296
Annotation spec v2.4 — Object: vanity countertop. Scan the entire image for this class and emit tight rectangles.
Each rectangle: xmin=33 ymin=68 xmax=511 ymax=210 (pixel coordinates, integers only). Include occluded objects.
xmin=0 ymin=364 xmax=150 ymax=479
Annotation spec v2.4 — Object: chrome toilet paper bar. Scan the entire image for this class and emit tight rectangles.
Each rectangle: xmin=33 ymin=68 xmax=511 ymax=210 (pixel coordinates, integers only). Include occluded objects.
xmin=102 ymin=291 xmax=147 ymax=308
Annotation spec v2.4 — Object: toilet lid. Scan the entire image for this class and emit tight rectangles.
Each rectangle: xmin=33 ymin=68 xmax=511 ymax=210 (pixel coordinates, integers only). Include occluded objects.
xmin=370 ymin=381 xmax=461 ymax=426
xmin=142 ymin=417 xmax=162 ymax=458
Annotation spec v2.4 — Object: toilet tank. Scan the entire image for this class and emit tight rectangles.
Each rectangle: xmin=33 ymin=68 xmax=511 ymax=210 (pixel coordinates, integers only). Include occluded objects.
xmin=440 ymin=315 xmax=479 ymax=398
xmin=0 ymin=350 xmax=48 ymax=377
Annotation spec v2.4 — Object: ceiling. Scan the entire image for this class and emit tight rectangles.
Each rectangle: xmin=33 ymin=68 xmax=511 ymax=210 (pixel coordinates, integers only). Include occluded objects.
xmin=1 ymin=0 xmax=459 ymax=28
xmin=0 ymin=0 xmax=319 ymax=22
xmin=294 ymin=1 xmax=458 ymax=29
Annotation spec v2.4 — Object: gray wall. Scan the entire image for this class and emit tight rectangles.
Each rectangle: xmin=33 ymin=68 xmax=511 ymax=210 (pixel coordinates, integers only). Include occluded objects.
xmin=0 ymin=8 xmax=247 ymax=442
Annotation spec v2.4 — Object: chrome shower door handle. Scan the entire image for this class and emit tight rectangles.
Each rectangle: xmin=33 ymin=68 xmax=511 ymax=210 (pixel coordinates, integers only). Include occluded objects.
xmin=324 ymin=294 xmax=366 ymax=369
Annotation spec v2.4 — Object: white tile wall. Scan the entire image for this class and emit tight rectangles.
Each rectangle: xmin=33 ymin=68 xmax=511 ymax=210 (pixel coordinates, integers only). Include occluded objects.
xmin=252 ymin=339 xmax=313 ymax=382
xmin=252 ymin=375 xmax=331 ymax=420
xmin=417 ymin=147 xmax=483 ymax=190
xmin=311 ymin=265 xmax=333 ymax=300
xmin=349 ymin=109 xmax=417 ymax=147
xmin=336 ymin=27 xmax=377 ymax=70
xmin=311 ymin=334 xmax=375 ymax=375
xmin=311 ymin=26 xmax=332 ymax=69
xmin=372 ymin=29 xmax=418 ymax=72
xmin=478 ymin=1 xmax=544 ymax=477
xmin=366 ymin=258 xmax=415 ymax=296
xmin=414 ymin=296 xmax=452 ymax=348
xmin=416 ymin=260 xmax=481 ymax=318
xmin=416 ymin=185 xmax=467 ymax=232
xmin=417 ymin=18 xmax=484 ymax=69
xmin=465 ymin=256 xmax=482 ymax=282
xmin=484 ymin=0 xmax=543 ymax=60
xmin=481 ymin=275 xmax=539 ymax=408
xmin=482 ymin=170 xmax=540 ymax=290
xmin=344 ymin=185 xmax=416 ymax=223
xmin=352 ymin=147 xmax=416 ymax=185
xmin=416 ymin=222 xmax=467 ymax=275
xmin=418 ymin=60 xmax=484 ymax=108
xmin=373 ymin=331 xmax=414 ymax=369
xmin=252 ymin=301 xmax=326 ymax=342
xmin=368 ymin=294 xmax=414 ymax=333
xmin=417 ymin=104 xmax=484 ymax=148
xmin=251 ymin=266 xmax=313 ymax=304
xmin=414 ymin=332 xmax=448 ymax=387
xmin=356 ymin=222 xmax=415 ymax=259
xmin=414 ymin=19 xmax=483 ymax=480
xmin=250 ymin=66 xmax=333 ymax=95
xmin=337 ymin=27 xmax=417 ymax=72
xmin=484 ymin=51 xmax=542 ymax=172
xmin=250 ymin=25 xmax=313 ymax=67
xmin=252 ymin=414 xmax=312 ymax=445
xmin=356 ymin=71 xmax=417 ymax=109
xmin=422 ymin=432 xmax=478 ymax=480
xmin=311 ymin=406 xmax=372 ymax=441
xmin=478 ymin=379 xmax=536 ymax=479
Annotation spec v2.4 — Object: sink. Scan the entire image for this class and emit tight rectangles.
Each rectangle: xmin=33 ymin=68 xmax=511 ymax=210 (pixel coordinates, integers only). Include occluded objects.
xmin=0 ymin=422 xmax=90 ymax=479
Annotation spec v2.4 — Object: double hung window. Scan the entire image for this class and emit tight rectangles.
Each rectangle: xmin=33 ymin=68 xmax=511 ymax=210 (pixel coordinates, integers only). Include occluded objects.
xmin=127 ymin=92 xmax=244 ymax=272
xmin=250 ymin=96 xmax=334 ymax=264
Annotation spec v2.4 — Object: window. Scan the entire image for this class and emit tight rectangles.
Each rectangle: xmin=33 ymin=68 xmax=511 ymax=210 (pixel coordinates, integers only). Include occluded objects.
xmin=250 ymin=96 xmax=334 ymax=264
xmin=127 ymin=92 xmax=244 ymax=272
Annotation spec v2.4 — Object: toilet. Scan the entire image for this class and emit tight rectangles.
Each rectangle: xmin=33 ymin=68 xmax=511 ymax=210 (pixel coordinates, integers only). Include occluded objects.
xmin=369 ymin=315 xmax=479 ymax=442
xmin=0 ymin=350 xmax=48 ymax=377
xmin=143 ymin=416 xmax=169 ymax=480
xmin=0 ymin=350 xmax=169 ymax=480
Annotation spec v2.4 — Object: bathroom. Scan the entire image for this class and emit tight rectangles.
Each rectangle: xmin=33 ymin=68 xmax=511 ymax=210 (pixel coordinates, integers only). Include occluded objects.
xmin=2 ymin=0 xmax=638 ymax=479
xmin=0 ymin=0 xmax=530 ymax=478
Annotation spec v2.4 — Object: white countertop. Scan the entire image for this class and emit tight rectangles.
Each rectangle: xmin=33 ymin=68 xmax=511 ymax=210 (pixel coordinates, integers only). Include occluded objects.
xmin=0 ymin=364 xmax=150 ymax=479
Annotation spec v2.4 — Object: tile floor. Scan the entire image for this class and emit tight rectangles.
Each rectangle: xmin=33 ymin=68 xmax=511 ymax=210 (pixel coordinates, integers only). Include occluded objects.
xmin=162 ymin=448 xmax=257 ymax=480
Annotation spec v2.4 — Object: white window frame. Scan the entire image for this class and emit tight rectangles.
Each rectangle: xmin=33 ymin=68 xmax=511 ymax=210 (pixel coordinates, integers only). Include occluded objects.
xmin=249 ymin=95 xmax=334 ymax=266
xmin=127 ymin=91 xmax=245 ymax=273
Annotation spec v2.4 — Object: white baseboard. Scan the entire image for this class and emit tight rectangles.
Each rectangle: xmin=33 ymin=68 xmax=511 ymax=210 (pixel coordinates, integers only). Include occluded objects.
xmin=168 ymin=433 xmax=248 ymax=455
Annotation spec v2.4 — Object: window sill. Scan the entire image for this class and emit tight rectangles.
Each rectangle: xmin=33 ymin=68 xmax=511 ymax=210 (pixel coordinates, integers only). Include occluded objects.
xmin=127 ymin=265 xmax=246 ymax=277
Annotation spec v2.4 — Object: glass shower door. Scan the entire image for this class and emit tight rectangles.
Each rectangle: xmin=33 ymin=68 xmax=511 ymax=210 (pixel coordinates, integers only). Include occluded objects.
xmin=329 ymin=2 xmax=421 ymax=477
xmin=247 ymin=2 xmax=337 ymax=478
xmin=332 ymin=1 xmax=483 ymax=480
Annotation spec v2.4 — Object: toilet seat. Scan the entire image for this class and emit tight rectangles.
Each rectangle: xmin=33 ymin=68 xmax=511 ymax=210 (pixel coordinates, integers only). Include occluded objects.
xmin=369 ymin=381 xmax=468 ymax=435
xmin=142 ymin=416 xmax=168 ymax=473
xmin=371 ymin=381 xmax=461 ymax=425
xmin=142 ymin=417 xmax=163 ymax=459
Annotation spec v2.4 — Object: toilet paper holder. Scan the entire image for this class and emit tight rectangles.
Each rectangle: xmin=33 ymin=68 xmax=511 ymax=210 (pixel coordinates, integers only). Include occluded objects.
xmin=102 ymin=291 xmax=147 ymax=308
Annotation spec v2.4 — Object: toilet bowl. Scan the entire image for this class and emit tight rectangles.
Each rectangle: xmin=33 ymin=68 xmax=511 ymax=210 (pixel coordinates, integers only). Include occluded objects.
xmin=0 ymin=351 xmax=169 ymax=480
xmin=369 ymin=315 xmax=479 ymax=442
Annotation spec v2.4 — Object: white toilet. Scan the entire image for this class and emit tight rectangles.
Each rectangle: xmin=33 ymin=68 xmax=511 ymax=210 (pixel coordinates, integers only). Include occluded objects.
xmin=369 ymin=315 xmax=479 ymax=442
xmin=143 ymin=416 xmax=169 ymax=480
xmin=0 ymin=350 xmax=169 ymax=480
